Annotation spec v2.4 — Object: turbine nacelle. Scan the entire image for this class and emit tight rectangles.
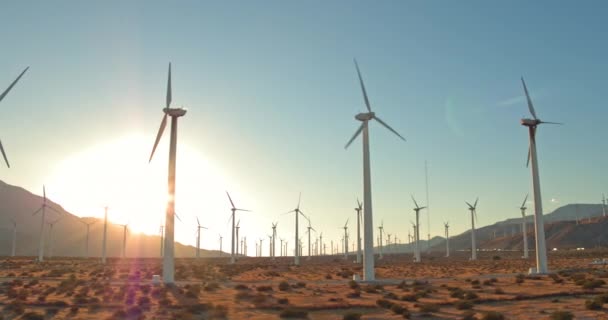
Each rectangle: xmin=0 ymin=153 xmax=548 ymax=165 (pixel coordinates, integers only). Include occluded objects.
xmin=521 ymin=118 xmax=541 ymax=127
xmin=355 ymin=112 xmax=375 ymax=121
xmin=164 ymin=107 xmax=187 ymax=117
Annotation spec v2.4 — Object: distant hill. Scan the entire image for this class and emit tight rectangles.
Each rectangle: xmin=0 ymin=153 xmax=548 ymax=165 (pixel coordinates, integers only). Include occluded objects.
xmin=0 ymin=180 xmax=223 ymax=258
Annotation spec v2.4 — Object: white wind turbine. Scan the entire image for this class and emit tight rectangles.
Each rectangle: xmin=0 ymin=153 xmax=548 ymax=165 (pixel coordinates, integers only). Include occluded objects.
xmin=279 ymin=238 xmax=284 ymax=256
xmin=342 ymin=218 xmax=349 ymax=259
xmin=218 ymin=234 xmax=223 ymax=257
xmin=411 ymin=195 xmax=427 ymax=263
xmin=305 ymin=218 xmax=316 ymax=260
xmin=378 ymin=220 xmax=384 ymax=259
xmin=196 ymin=217 xmax=207 ymax=258
xmin=602 ymin=194 xmax=606 ymax=218
xmin=118 ymin=223 xmax=129 ymax=258
xmin=0 ymin=66 xmax=29 ymax=168
xmin=284 ymin=193 xmax=307 ymax=265
xmin=466 ymin=198 xmax=479 ymax=261
xmin=271 ymin=222 xmax=278 ymax=259
xmin=79 ymin=219 xmax=96 ymax=258
xmin=319 ymin=232 xmax=324 ymax=256
xmin=444 ymin=221 xmax=450 ymax=257
xmin=344 ymin=60 xmax=406 ymax=281
xmin=32 ymin=185 xmax=61 ymax=262
xmin=519 ymin=194 xmax=529 ymax=259
xmin=521 ymin=78 xmax=561 ymax=274
xmin=354 ymin=199 xmax=363 ymax=263
xmin=226 ymin=192 xmax=250 ymax=264
xmin=410 ymin=221 xmax=417 ymax=260
xmin=268 ymin=235 xmax=273 ymax=256
xmin=148 ymin=63 xmax=187 ymax=284
xmin=47 ymin=217 xmax=62 ymax=259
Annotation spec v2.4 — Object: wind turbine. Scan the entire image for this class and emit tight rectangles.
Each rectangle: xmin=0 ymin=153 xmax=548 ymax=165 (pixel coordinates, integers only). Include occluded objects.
xmin=284 ymin=193 xmax=307 ymax=265
xmin=226 ymin=191 xmax=250 ymax=264
xmin=259 ymin=238 xmax=264 ymax=257
xmin=378 ymin=221 xmax=384 ymax=259
xmin=0 ymin=66 xmax=29 ymax=168
xmin=118 ymin=223 xmax=129 ymax=258
xmin=444 ymin=222 xmax=450 ymax=258
xmin=342 ymin=218 xmax=349 ymax=260
xmin=344 ymin=60 xmax=406 ymax=281
xmin=271 ymin=222 xmax=278 ymax=259
xmin=279 ymin=238 xmax=284 ymax=256
xmin=236 ymin=220 xmax=241 ymax=257
xmin=466 ymin=198 xmax=479 ymax=261
xmin=521 ymin=78 xmax=561 ymax=274
xmin=102 ymin=207 xmax=109 ymax=263
xmin=78 ymin=219 xmax=96 ymax=258
xmin=32 ymin=186 xmax=61 ymax=262
xmin=148 ymin=63 xmax=187 ymax=284
xmin=196 ymin=217 xmax=207 ymax=258
xmin=602 ymin=194 xmax=606 ymax=217
xmin=412 ymin=195 xmax=427 ymax=263
xmin=387 ymin=233 xmax=392 ymax=254
xmin=354 ymin=199 xmax=363 ymax=263
xmin=305 ymin=218 xmax=316 ymax=260
xmin=218 ymin=234 xmax=223 ymax=257
xmin=519 ymin=194 xmax=529 ymax=259
xmin=319 ymin=232 xmax=324 ymax=256
xmin=46 ymin=218 xmax=62 ymax=259
xmin=268 ymin=235 xmax=273 ymax=257
xmin=410 ymin=221 xmax=417 ymax=260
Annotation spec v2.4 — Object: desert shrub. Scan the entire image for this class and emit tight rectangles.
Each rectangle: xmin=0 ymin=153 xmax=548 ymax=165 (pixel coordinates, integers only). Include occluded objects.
xmin=482 ymin=280 xmax=493 ymax=286
xmin=481 ymin=311 xmax=504 ymax=320
xmin=343 ymin=312 xmax=362 ymax=320
xmin=595 ymin=293 xmax=608 ymax=304
xmin=159 ymin=297 xmax=172 ymax=306
xmin=235 ymin=291 xmax=253 ymax=301
xmin=391 ymin=304 xmax=408 ymax=315
xmin=348 ymin=280 xmax=360 ymax=290
xmin=186 ymin=303 xmax=213 ymax=314
xmin=471 ymin=279 xmax=480 ymax=285
xmin=462 ymin=311 xmax=477 ymax=320
xmin=384 ymin=292 xmax=398 ymax=300
xmin=376 ymin=299 xmax=393 ymax=309
xmin=296 ymin=281 xmax=306 ymax=288
xmin=463 ymin=291 xmax=479 ymax=300
xmin=346 ymin=290 xmax=361 ymax=298
xmin=277 ymin=298 xmax=289 ymax=305
xmin=494 ymin=288 xmax=504 ymax=294
xmin=256 ymin=285 xmax=273 ymax=292
xmin=585 ymin=299 xmax=602 ymax=310
xmin=400 ymin=294 xmax=418 ymax=302
xmin=205 ymin=282 xmax=220 ymax=291
xmin=550 ymin=311 xmax=573 ymax=320
xmin=21 ymin=312 xmax=44 ymax=320
xmin=279 ymin=308 xmax=308 ymax=318
xmin=45 ymin=308 xmax=59 ymax=316
xmin=455 ymin=300 xmax=474 ymax=310
xmin=325 ymin=274 xmax=332 ymax=279
xmin=210 ymin=304 xmax=229 ymax=319
xmin=234 ymin=284 xmax=249 ymax=290
xmin=515 ymin=274 xmax=525 ymax=284
xmin=419 ymin=303 xmax=440 ymax=313
xmin=70 ymin=305 xmax=79 ymax=315
xmin=4 ymin=301 xmax=25 ymax=315
xmin=126 ymin=306 xmax=143 ymax=317
xmin=278 ymin=281 xmax=290 ymax=291
xmin=581 ymin=279 xmax=605 ymax=290
xmin=492 ymin=255 xmax=501 ymax=260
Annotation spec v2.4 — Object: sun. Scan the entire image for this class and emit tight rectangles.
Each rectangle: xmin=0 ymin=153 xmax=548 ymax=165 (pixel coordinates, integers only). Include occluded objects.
xmin=44 ymin=134 xmax=249 ymax=248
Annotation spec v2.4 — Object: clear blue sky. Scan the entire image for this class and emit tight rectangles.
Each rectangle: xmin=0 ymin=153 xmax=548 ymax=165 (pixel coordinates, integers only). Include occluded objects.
xmin=1 ymin=1 xmax=607 ymax=252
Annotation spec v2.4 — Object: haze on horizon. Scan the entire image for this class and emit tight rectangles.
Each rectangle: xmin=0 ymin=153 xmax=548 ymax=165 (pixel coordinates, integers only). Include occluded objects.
xmin=1 ymin=1 xmax=607 ymax=252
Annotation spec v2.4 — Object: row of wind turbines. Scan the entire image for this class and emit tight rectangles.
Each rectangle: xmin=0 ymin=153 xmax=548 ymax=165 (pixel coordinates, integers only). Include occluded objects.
xmin=1 ymin=60 xmax=557 ymax=283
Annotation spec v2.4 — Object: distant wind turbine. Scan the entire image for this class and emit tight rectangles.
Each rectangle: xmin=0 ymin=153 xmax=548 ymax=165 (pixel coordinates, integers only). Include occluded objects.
xmin=354 ymin=199 xmax=363 ymax=263
xmin=444 ymin=222 xmax=450 ymax=257
xmin=466 ymin=198 xmax=479 ymax=261
xmin=32 ymin=185 xmax=61 ymax=262
xmin=79 ymin=219 xmax=96 ymax=258
xmin=284 ymin=193 xmax=307 ymax=265
xmin=306 ymin=217 xmax=316 ymax=260
xmin=148 ymin=63 xmax=187 ymax=284
xmin=519 ymin=194 xmax=529 ymax=259
xmin=271 ymin=222 xmax=278 ymax=259
xmin=520 ymin=78 xmax=561 ymax=274
xmin=411 ymin=195 xmax=427 ymax=263
xmin=218 ymin=234 xmax=223 ymax=257
xmin=344 ymin=60 xmax=406 ymax=281
xmin=0 ymin=66 xmax=29 ymax=168
xmin=196 ymin=217 xmax=207 ymax=258
xmin=47 ymin=217 xmax=62 ymax=259
xmin=378 ymin=220 xmax=384 ymax=259
xmin=226 ymin=191 xmax=250 ymax=264
xmin=118 ymin=223 xmax=129 ymax=258
xmin=342 ymin=218 xmax=349 ymax=260
xmin=602 ymin=194 xmax=606 ymax=217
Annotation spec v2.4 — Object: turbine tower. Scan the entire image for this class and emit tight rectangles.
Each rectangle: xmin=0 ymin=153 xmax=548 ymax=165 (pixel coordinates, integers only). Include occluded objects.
xmin=342 ymin=218 xmax=349 ymax=260
xmin=466 ymin=198 xmax=479 ymax=261
xmin=519 ymin=194 xmax=529 ymax=259
xmin=271 ymin=222 xmax=278 ymax=259
xmin=521 ymin=78 xmax=561 ymax=274
xmin=102 ymin=207 xmax=109 ymax=263
xmin=218 ymin=234 xmax=223 ymax=257
xmin=148 ymin=63 xmax=187 ymax=284
xmin=226 ymin=192 xmax=250 ymax=264
xmin=196 ymin=217 xmax=207 ymax=258
xmin=32 ymin=186 xmax=61 ymax=262
xmin=79 ymin=219 xmax=96 ymax=258
xmin=378 ymin=221 xmax=384 ymax=259
xmin=285 ymin=193 xmax=307 ymax=265
xmin=344 ymin=60 xmax=406 ymax=281
xmin=119 ymin=223 xmax=128 ymax=258
xmin=0 ymin=66 xmax=29 ymax=168
xmin=411 ymin=195 xmax=427 ymax=263
xmin=444 ymin=222 xmax=450 ymax=257
xmin=354 ymin=199 xmax=363 ymax=263
xmin=602 ymin=194 xmax=606 ymax=217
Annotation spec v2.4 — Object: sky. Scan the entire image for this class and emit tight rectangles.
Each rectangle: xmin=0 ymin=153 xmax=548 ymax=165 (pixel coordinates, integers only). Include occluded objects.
xmin=1 ymin=1 xmax=607 ymax=255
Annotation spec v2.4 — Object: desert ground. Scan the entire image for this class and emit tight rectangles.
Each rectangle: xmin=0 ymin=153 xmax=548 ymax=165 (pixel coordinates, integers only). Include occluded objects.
xmin=1 ymin=250 xmax=608 ymax=319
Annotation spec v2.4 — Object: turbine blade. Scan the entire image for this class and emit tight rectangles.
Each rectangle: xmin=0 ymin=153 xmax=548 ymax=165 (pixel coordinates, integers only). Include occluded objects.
xmin=526 ymin=144 xmax=531 ymax=168
xmin=174 ymin=212 xmax=182 ymax=223
xmin=149 ymin=114 xmax=168 ymax=163
xmin=354 ymin=59 xmax=372 ymax=112
xmin=47 ymin=206 xmax=62 ymax=214
xmin=357 ymin=198 xmax=362 ymax=209
xmin=0 ymin=67 xmax=29 ymax=104
xmin=465 ymin=201 xmax=473 ymax=208
xmin=0 ymin=139 xmax=9 ymax=168
xmin=226 ymin=191 xmax=236 ymax=208
xmin=420 ymin=206 xmax=427 ymax=210
xmin=236 ymin=208 xmax=251 ymax=212
xmin=474 ymin=198 xmax=478 ymax=208
xmin=166 ymin=63 xmax=172 ymax=108
xmin=521 ymin=77 xmax=538 ymax=120
xmin=521 ymin=194 xmax=529 ymax=208
xmin=196 ymin=217 xmax=200 ymax=226
xmin=31 ymin=207 xmax=42 ymax=216
xmin=374 ymin=116 xmax=406 ymax=141
xmin=411 ymin=195 xmax=419 ymax=209
xmin=345 ymin=123 xmax=364 ymax=149
xmin=540 ymin=121 xmax=563 ymax=125
xmin=43 ymin=185 xmax=46 ymax=201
